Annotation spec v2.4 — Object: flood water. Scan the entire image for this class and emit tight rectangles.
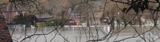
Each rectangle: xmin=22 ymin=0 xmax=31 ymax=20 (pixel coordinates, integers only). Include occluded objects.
xmin=9 ymin=26 xmax=160 ymax=42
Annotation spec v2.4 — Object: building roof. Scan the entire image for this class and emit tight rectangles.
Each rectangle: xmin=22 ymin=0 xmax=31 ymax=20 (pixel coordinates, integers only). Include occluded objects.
xmin=35 ymin=14 xmax=54 ymax=19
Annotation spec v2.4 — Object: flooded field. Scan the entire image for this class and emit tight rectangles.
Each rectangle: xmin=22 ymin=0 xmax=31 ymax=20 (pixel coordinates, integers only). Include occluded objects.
xmin=9 ymin=26 xmax=160 ymax=42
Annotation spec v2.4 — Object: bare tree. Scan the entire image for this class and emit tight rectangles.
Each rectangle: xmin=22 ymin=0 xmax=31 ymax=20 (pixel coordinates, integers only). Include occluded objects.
xmin=1 ymin=0 xmax=160 ymax=42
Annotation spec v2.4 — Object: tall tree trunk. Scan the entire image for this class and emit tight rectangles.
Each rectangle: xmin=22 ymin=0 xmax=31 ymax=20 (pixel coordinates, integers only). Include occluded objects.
xmin=0 ymin=7 xmax=13 ymax=42
xmin=87 ymin=13 xmax=90 ymax=27
xmin=0 ymin=16 xmax=13 ymax=42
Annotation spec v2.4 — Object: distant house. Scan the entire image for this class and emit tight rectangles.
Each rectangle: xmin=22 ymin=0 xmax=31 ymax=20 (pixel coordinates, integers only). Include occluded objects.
xmin=21 ymin=14 xmax=53 ymax=28
xmin=34 ymin=14 xmax=54 ymax=22
xmin=1 ymin=3 xmax=29 ymax=24
xmin=68 ymin=19 xmax=76 ymax=25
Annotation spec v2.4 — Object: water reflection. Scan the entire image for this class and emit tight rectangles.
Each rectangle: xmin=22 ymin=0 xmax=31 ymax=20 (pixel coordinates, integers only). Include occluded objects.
xmin=8 ymin=25 xmax=160 ymax=42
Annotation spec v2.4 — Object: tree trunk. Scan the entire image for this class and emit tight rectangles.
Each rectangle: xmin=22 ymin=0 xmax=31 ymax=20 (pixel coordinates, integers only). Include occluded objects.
xmin=0 ymin=17 xmax=13 ymax=42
